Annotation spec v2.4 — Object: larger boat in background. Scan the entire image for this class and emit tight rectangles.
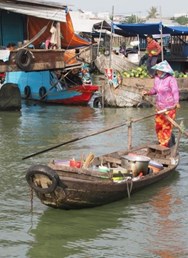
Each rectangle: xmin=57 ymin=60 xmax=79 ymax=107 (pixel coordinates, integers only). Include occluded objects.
xmin=0 ymin=1 xmax=100 ymax=106
xmin=5 ymin=65 xmax=98 ymax=105
xmin=0 ymin=1 xmax=92 ymax=73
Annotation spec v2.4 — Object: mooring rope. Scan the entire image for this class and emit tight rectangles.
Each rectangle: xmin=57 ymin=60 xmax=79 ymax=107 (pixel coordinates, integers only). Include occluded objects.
xmin=126 ymin=178 xmax=133 ymax=198
xmin=29 ymin=187 xmax=34 ymax=213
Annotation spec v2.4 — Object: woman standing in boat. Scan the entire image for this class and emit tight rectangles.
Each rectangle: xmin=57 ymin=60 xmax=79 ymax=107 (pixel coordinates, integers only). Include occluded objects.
xmin=142 ymin=60 xmax=180 ymax=147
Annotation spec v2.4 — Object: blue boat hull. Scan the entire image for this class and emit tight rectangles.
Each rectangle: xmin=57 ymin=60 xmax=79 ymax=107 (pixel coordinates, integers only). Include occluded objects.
xmin=5 ymin=70 xmax=98 ymax=105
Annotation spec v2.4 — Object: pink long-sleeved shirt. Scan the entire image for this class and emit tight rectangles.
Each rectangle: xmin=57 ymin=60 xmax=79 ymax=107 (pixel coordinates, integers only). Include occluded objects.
xmin=148 ymin=74 xmax=179 ymax=110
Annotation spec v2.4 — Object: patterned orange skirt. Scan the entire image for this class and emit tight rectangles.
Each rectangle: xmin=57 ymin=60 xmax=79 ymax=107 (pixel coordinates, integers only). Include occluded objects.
xmin=155 ymin=109 xmax=176 ymax=147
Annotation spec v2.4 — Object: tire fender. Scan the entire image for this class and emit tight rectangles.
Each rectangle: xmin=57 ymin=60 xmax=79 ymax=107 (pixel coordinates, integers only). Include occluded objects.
xmin=24 ymin=85 xmax=31 ymax=99
xmin=93 ymin=96 xmax=102 ymax=108
xmin=39 ymin=86 xmax=47 ymax=100
xmin=104 ymin=49 xmax=110 ymax=56
xmin=15 ymin=49 xmax=34 ymax=71
xmin=26 ymin=165 xmax=59 ymax=194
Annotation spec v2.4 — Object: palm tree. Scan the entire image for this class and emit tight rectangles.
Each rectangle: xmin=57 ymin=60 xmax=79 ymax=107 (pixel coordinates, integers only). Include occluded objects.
xmin=147 ymin=6 xmax=159 ymax=19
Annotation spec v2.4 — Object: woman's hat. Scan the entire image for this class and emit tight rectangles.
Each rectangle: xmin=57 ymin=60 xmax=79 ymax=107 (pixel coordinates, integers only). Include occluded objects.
xmin=151 ymin=60 xmax=174 ymax=75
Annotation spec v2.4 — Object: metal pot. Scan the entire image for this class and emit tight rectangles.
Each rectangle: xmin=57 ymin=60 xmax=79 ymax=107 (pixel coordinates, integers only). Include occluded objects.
xmin=121 ymin=155 xmax=151 ymax=177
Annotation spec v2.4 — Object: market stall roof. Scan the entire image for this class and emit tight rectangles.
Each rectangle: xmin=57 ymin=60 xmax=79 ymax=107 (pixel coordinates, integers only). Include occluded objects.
xmin=114 ymin=22 xmax=188 ymax=37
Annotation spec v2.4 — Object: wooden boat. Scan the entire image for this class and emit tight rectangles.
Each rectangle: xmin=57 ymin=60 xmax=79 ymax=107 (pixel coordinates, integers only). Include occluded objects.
xmin=95 ymin=71 xmax=153 ymax=108
xmin=25 ymin=109 xmax=186 ymax=209
xmin=99 ymin=77 xmax=188 ymax=108
xmin=99 ymin=81 xmax=153 ymax=108
xmin=0 ymin=2 xmax=98 ymax=106
xmin=94 ymin=52 xmax=138 ymax=74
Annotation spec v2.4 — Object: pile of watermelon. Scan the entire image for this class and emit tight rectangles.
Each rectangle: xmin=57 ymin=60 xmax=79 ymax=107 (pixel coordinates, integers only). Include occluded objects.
xmin=122 ymin=66 xmax=149 ymax=78
xmin=122 ymin=65 xmax=188 ymax=78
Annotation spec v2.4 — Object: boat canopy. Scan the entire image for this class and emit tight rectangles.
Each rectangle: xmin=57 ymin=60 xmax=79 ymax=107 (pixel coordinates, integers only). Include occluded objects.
xmin=27 ymin=12 xmax=91 ymax=48
xmin=114 ymin=22 xmax=188 ymax=37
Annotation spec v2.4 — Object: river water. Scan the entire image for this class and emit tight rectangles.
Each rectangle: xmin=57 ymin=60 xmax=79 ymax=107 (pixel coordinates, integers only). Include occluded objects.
xmin=0 ymin=97 xmax=188 ymax=258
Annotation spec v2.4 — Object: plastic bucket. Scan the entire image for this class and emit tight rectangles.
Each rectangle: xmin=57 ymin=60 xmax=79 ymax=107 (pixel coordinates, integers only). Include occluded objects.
xmin=148 ymin=160 xmax=163 ymax=173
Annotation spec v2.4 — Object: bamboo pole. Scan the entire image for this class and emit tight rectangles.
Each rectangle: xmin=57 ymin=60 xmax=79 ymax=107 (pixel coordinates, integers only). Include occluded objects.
xmin=127 ymin=120 xmax=132 ymax=150
xmin=109 ymin=5 xmax=114 ymax=69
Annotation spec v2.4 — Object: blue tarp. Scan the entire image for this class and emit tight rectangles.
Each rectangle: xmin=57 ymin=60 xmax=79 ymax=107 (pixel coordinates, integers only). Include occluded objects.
xmin=114 ymin=22 xmax=188 ymax=37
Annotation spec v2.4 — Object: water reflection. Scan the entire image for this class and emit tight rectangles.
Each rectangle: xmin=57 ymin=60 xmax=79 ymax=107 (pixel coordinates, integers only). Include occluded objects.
xmin=27 ymin=202 xmax=129 ymax=258
xmin=148 ymin=185 xmax=185 ymax=258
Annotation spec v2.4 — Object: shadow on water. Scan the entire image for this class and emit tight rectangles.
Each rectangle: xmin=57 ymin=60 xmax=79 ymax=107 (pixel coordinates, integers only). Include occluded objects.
xmin=27 ymin=171 xmax=181 ymax=258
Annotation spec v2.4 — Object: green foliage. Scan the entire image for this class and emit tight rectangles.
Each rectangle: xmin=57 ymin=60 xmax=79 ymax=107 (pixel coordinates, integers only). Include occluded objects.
xmin=173 ymin=16 xmax=188 ymax=25
xmin=121 ymin=14 xmax=145 ymax=24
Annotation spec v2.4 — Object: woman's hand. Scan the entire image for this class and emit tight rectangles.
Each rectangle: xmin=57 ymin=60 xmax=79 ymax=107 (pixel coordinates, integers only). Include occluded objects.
xmin=176 ymin=103 xmax=181 ymax=109
xmin=142 ymin=90 xmax=148 ymax=96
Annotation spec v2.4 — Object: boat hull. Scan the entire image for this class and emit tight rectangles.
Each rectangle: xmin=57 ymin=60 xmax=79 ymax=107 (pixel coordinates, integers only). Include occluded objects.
xmin=36 ymin=167 xmax=177 ymax=209
xmin=100 ymin=77 xmax=188 ymax=107
xmin=4 ymin=71 xmax=98 ymax=105
xmin=26 ymin=144 xmax=179 ymax=209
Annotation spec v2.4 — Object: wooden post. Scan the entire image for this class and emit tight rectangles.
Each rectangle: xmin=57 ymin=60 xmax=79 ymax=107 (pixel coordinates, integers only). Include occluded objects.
xmin=109 ymin=6 xmax=114 ymax=68
xmin=159 ymin=7 xmax=164 ymax=61
xmin=57 ymin=22 xmax=61 ymax=49
xmin=127 ymin=120 xmax=132 ymax=150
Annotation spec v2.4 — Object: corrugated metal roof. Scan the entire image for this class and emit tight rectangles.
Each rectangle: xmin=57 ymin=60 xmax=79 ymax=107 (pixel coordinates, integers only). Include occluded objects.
xmin=0 ymin=0 xmax=66 ymax=22
xmin=17 ymin=0 xmax=66 ymax=8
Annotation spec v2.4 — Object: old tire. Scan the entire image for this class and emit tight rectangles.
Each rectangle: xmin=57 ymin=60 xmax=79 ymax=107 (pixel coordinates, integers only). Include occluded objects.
xmin=39 ymin=86 xmax=47 ymax=100
xmin=15 ymin=49 xmax=34 ymax=71
xmin=93 ymin=96 xmax=102 ymax=108
xmin=24 ymin=86 xmax=31 ymax=99
xmin=104 ymin=50 xmax=110 ymax=56
xmin=26 ymin=165 xmax=59 ymax=194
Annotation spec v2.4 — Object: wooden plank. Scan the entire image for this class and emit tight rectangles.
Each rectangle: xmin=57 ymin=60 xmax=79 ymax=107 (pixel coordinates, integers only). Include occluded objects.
xmin=0 ymin=49 xmax=82 ymax=72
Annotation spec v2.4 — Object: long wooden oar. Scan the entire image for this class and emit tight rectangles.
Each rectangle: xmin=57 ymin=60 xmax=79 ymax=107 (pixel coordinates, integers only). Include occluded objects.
xmin=22 ymin=107 xmax=175 ymax=160
xmin=22 ymin=122 xmax=128 ymax=160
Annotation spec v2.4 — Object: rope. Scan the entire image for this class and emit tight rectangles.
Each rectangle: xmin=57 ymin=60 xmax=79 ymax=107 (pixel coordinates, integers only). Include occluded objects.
xmin=18 ymin=23 xmax=50 ymax=50
xmin=126 ymin=178 xmax=133 ymax=198
xmin=29 ymin=187 xmax=34 ymax=213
